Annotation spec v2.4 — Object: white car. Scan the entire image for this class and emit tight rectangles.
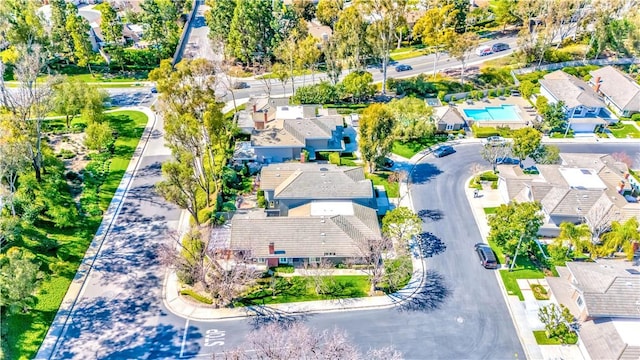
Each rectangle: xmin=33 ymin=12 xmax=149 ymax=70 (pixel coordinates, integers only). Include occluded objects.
xmin=476 ymin=46 xmax=493 ymax=56
xmin=483 ymin=136 xmax=507 ymax=146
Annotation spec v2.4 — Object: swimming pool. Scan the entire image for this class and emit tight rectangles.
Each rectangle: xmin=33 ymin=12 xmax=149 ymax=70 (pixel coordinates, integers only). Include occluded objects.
xmin=463 ymin=105 xmax=522 ymax=121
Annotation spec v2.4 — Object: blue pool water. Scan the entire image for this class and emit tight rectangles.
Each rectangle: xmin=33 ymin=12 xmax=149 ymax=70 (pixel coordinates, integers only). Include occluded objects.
xmin=463 ymin=105 xmax=521 ymax=121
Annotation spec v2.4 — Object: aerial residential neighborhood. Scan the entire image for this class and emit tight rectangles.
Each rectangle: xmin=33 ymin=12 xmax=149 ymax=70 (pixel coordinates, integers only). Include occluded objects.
xmin=1 ymin=0 xmax=640 ymax=359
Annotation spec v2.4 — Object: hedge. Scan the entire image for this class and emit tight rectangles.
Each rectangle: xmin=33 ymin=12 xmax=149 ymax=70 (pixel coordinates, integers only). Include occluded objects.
xmin=270 ymin=264 xmax=295 ymax=273
xmin=479 ymin=171 xmax=499 ymax=181
xmin=472 ymin=125 xmax=500 ymax=138
xmin=180 ymin=289 xmax=213 ymax=304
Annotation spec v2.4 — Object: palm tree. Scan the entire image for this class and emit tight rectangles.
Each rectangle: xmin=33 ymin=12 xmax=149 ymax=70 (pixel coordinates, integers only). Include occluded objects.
xmin=601 ymin=218 xmax=640 ymax=260
xmin=556 ymin=222 xmax=592 ymax=257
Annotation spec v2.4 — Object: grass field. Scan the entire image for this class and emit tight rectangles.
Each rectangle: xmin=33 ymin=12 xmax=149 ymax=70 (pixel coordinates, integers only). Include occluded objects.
xmin=609 ymin=124 xmax=640 ymax=138
xmin=366 ymin=171 xmax=400 ymax=198
xmin=238 ymin=275 xmax=370 ymax=305
xmin=533 ymin=330 xmax=578 ymax=345
xmin=392 ymin=136 xmax=447 ymax=159
xmin=1 ymin=110 xmax=148 ymax=360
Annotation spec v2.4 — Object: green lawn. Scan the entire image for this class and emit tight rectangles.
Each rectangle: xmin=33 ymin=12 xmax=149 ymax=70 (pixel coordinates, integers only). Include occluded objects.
xmin=339 ymin=153 xmax=358 ymax=166
xmin=533 ymin=330 xmax=578 ymax=345
xmin=609 ymin=124 xmax=640 ymax=138
xmin=499 ymin=268 xmax=545 ymax=301
xmin=483 ymin=207 xmax=498 ymax=215
xmin=366 ymin=171 xmax=400 ymax=198
xmin=392 ymin=137 xmax=447 ymax=159
xmin=1 ymin=110 xmax=148 ymax=360
xmin=237 ymin=275 xmax=370 ymax=305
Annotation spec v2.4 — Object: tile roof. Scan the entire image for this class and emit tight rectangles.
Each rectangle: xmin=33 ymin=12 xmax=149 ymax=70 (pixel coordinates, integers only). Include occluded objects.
xmin=567 ymin=260 xmax=640 ymax=318
xmin=539 ymin=70 xmax=606 ymax=109
xmin=435 ymin=107 xmax=465 ymax=125
xmin=260 ymin=163 xmax=374 ymax=200
xmin=251 ymin=120 xmax=305 ymax=147
xmin=229 ymin=203 xmax=381 ymax=258
xmin=590 ymin=66 xmax=640 ymax=113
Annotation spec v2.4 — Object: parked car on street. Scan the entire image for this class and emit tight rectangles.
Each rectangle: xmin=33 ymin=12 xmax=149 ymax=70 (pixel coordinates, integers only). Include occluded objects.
xmin=496 ymin=157 xmax=520 ymax=165
xmin=433 ymin=145 xmax=455 ymax=158
xmin=395 ymin=64 xmax=413 ymax=72
xmin=150 ymin=87 xmax=157 ymax=93
xmin=492 ymin=43 xmax=510 ymax=52
xmin=381 ymin=157 xmax=394 ymax=169
xmin=482 ymin=136 xmax=507 ymax=146
xmin=475 ymin=46 xmax=493 ymax=56
xmin=232 ymin=81 xmax=250 ymax=89
xmin=475 ymin=243 xmax=498 ymax=269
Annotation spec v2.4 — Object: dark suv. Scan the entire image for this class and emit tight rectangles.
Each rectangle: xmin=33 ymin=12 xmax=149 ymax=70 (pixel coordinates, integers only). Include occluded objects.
xmin=433 ymin=145 xmax=455 ymax=158
xmin=474 ymin=243 xmax=498 ymax=269
xmin=492 ymin=43 xmax=510 ymax=52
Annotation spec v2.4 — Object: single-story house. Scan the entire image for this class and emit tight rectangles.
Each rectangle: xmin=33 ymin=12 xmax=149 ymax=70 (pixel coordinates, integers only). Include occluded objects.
xmin=589 ymin=66 xmax=640 ymax=117
xmin=546 ymin=259 xmax=640 ymax=359
xmin=307 ymin=20 xmax=332 ymax=42
xmin=230 ymin=201 xmax=382 ymax=267
xmin=539 ymin=70 xmax=616 ymax=133
xmin=259 ymin=163 xmax=383 ymax=216
xmin=497 ymin=153 xmax=640 ymax=237
xmin=434 ymin=106 xmax=466 ymax=131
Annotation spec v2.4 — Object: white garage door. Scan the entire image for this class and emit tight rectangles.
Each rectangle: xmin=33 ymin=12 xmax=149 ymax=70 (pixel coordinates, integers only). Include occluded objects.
xmin=570 ymin=123 xmax=596 ymax=133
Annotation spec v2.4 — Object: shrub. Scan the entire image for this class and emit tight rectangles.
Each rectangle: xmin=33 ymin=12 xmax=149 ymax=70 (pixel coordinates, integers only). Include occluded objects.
xmin=270 ymin=264 xmax=295 ymax=273
xmin=488 ymin=89 xmax=496 ymax=98
xmin=631 ymin=113 xmax=640 ymax=121
xmin=491 ymin=180 xmax=498 ymax=189
xmin=257 ymin=190 xmax=266 ymax=208
xmin=180 ymin=289 xmax=213 ymax=304
xmin=328 ymin=152 xmax=341 ymax=165
xmin=290 ymin=82 xmax=339 ymax=104
xmin=57 ymin=149 xmax=75 ymax=159
xmin=472 ymin=125 xmax=499 ymax=138
xmin=479 ymin=171 xmax=499 ymax=181
xmin=450 ymin=95 xmax=456 ymax=102
xmin=437 ymin=90 xmax=446 ymax=100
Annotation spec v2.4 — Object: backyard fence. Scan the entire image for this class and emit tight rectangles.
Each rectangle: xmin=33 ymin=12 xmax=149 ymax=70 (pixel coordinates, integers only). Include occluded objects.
xmin=442 ymin=86 xmax=517 ymax=102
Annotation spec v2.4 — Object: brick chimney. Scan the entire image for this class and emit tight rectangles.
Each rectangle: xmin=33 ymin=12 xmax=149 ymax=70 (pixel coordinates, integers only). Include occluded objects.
xmin=264 ymin=111 xmax=268 ymax=123
xmin=268 ymin=242 xmax=275 ymax=255
xmin=593 ymin=76 xmax=601 ymax=93
xmin=252 ymin=104 xmax=257 ymax=113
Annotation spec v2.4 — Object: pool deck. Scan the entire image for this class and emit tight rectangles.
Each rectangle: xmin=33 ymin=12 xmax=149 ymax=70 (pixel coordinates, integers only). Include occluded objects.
xmin=456 ymin=96 xmax=538 ymax=127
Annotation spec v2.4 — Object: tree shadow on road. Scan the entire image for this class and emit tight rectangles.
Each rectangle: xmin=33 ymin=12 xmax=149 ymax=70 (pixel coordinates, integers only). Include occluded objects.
xmin=410 ymin=163 xmax=443 ymax=184
xmin=394 ymin=270 xmax=451 ymax=313
xmin=417 ymin=209 xmax=444 ymax=223
xmin=416 ymin=232 xmax=447 ymax=258
xmin=245 ymin=305 xmax=311 ymax=330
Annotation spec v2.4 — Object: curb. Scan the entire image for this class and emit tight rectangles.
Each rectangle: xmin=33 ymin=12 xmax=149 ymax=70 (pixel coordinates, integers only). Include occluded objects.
xmin=35 ymin=107 xmax=158 ymax=359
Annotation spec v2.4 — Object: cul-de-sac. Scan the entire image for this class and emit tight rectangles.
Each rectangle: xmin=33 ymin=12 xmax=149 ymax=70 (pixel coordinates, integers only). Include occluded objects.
xmin=1 ymin=0 xmax=640 ymax=359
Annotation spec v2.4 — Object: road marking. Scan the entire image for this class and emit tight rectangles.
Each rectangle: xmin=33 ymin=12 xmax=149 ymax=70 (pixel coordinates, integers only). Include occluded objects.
xmin=204 ymin=328 xmax=225 ymax=347
xmin=179 ymin=318 xmax=190 ymax=358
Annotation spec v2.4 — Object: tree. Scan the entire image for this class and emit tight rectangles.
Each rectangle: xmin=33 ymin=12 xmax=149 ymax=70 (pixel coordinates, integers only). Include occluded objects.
xmin=355 ymin=236 xmax=393 ymax=294
xmin=0 ymin=118 xmax=31 ymax=216
xmin=316 ymin=0 xmax=343 ymax=28
xmin=445 ymin=32 xmax=479 ymax=84
xmin=49 ymin=0 xmax=74 ymax=59
xmin=226 ymin=0 xmax=276 ymax=64
xmin=334 ymin=5 xmax=369 ymax=70
xmin=530 ymin=144 xmax=560 ymax=165
xmin=538 ymin=304 xmax=577 ymax=344
xmin=0 ymin=0 xmax=47 ymax=47
xmin=541 ymin=101 xmax=567 ymax=133
xmin=208 ymin=255 xmax=261 ymax=307
xmin=204 ymin=0 xmax=237 ymax=47
xmin=274 ymin=30 xmax=302 ymax=94
xmin=584 ymin=200 xmax=620 ymax=245
xmin=480 ymin=143 xmax=511 ymax=172
xmin=52 ymin=78 xmax=85 ymax=128
xmin=535 ymin=95 xmax=549 ymax=114
xmin=518 ymin=80 xmax=535 ymax=100
xmin=323 ymin=37 xmax=343 ymax=85
xmin=297 ymin=35 xmax=322 ymax=84
xmin=156 ymin=155 xmax=204 ymax=225
xmin=387 ymin=96 xmax=434 ymax=141
xmin=556 ymin=222 xmax=592 ymax=256
xmin=292 ymin=0 xmax=316 ymax=22
xmin=140 ymin=0 xmax=180 ymax=59
xmin=488 ymin=201 xmax=543 ymax=258
xmin=66 ymin=5 xmax=94 ymax=73
xmin=0 ymin=247 xmax=40 ymax=314
xmin=493 ymin=0 xmax=518 ymax=31
xmin=340 ymin=70 xmax=374 ymax=103
xmin=358 ymin=103 xmax=395 ymax=173
xmin=300 ymin=258 xmax=335 ymax=295
xmin=511 ymin=127 xmax=542 ymax=163
xmin=81 ymin=86 xmax=108 ymax=124
xmin=601 ymin=217 xmax=640 ymax=260
xmin=382 ymin=206 xmax=422 ymax=252
xmin=100 ymin=2 xmax=123 ymax=45
xmin=412 ymin=5 xmax=457 ymax=78
xmin=84 ymin=122 xmax=114 ymax=153
xmin=227 ymin=322 xmax=403 ymax=360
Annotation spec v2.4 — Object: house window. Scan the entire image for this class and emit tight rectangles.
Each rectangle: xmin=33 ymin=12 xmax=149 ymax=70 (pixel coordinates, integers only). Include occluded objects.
xmin=279 ymin=257 xmax=289 ymax=263
xmin=576 ymin=296 xmax=584 ymax=308
xmin=257 ymin=258 xmax=265 ymax=263
xmin=309 ymin=257 xmax=320 ymax=263
xmin=445 ymin=124 xmax=454 ymax=131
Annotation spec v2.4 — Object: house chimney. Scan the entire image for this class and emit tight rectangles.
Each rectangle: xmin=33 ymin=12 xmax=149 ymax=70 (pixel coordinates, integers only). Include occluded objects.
xmin=268 ymin=242 xmax=275 ymax=255
xmin=593 ymin=76 xmax=601 ymax=93
xmin=253 ymin=104 xmax=257 ymax=113
xmin=264 ymin=111 xmax=268 ymax=123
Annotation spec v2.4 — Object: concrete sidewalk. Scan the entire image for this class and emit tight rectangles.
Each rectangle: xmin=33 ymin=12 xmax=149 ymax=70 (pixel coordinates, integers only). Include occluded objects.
xmin=464 ymin=183 xmax=585 ymax=360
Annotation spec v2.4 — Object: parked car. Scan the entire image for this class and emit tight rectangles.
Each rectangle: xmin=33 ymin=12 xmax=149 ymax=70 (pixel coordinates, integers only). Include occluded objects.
xmin=232 ymin=81 xmax=250 ymax=89
xmin=474 ymin=243 xmax=498 ymax=269
xmin=150 ymin=86 xmax=157 ymax=93
xmin=524 ymin=166 xmax=540 ymax=174
xmin=492 ymin=43 xmax=510 ymax=52
xmin=475 ymin=46 xmax=493 ymax=56
xmin=482 ymin=136 xmax=507 ymax=146
xmin=433 ymin=145 xmax=455 ymax=158
xmin=395 ymin=64 xmax=413 ymax=72
xmin=380 ymin=157 xmax=395 ymax=169
xmin=496 ymin=157 xmax=520 ymax=165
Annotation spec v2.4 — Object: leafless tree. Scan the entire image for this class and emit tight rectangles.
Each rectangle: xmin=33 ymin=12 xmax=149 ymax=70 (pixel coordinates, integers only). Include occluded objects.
xmin=214 ymin=59 xmax=241 ymax=112
xmin=480 ymin=144 xmax=511 ymax=172
xmin=158 ymin=228 xmax=214 ymax=287
xmin=215 ymin=323 xmax=403 ymax=360
xmin=355 ymin=237 xmax=393 ymax=295
xmin=256 ymin=59 xmax=274 ymax=98
xmin=301 ymin=258 xmax=335 ymax=295
xmin=208 ymin=253 xmax=262 ymax=308
xmin=584 ymin=198 xmax=621 ymax=244
xmin=469 ymin=162 xmax=484 ymax=180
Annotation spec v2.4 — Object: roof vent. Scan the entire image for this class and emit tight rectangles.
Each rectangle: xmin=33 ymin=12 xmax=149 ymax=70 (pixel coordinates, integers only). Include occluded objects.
xmin=275 ymin=174 xmax=280 ymax=177
xmin=321 ymin=216 xmax=325 ymax=223
xmin=320 ymin=233 xmax=326 ymax=236
xmin=321 ymin=173 xmax=326 ymax=177
xmin=626 ymin=281 xmax=633 ymax=287
xmin=320 ymin=167 xmax=328 ymax=171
